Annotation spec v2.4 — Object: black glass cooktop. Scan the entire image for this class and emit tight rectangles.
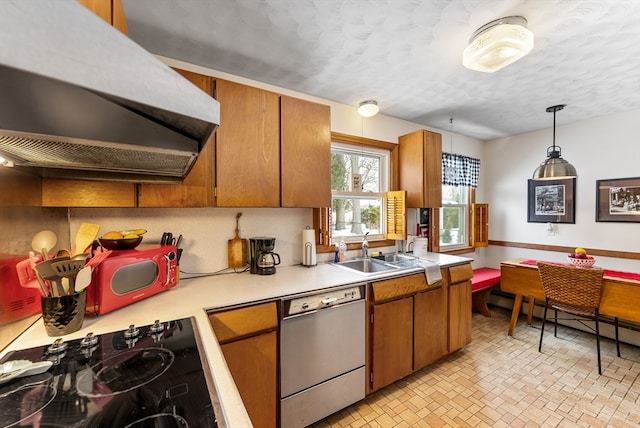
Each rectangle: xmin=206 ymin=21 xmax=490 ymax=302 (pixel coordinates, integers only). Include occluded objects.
xmin=0 ymin=317 xmax=219 ymax=427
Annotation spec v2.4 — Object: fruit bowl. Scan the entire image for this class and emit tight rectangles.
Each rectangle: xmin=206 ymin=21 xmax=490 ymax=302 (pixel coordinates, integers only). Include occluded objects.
xmin=99 ymin=236 xmax=143 ymax=250
xmin=567 ymin=256 xmax=595 ymax=268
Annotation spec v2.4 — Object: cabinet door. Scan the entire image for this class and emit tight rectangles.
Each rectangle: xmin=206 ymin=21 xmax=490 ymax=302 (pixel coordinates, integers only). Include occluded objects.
xmin=370 ymin=297 xmax=413 ymax=392
xmin=42 ymin=179 xmax=135 ymax=207
xmin=281 ymin=96 xmax=331 ymax=207
xmin=220 ymin=332 xmax=277 ymax=428
xmin=137 ymin=69 xmax=215 ymax=207
xmin=449 ymin=279 xmax=472 ymax=352
xmin=215 ymin=80 xmax=280 ymax=207
xmin=414 ymin=285 xmax=447 ymax=369
xmin=398 ymin=130 xmax=442 ymax=208
xmin=209 ymin=302 xmax=278 ymax=428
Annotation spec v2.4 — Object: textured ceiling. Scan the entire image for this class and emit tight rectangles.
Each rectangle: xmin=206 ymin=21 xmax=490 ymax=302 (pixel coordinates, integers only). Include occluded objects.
xmin=122 ymin=0 xmax=640 ymax=141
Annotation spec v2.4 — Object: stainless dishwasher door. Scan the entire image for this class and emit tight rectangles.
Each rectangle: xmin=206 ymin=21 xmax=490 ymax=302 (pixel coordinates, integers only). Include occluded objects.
xmin=280 ymin=295 xmax=365 ymax=428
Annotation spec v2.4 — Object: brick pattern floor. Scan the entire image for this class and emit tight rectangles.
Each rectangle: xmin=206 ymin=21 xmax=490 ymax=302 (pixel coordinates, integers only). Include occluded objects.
xmin=311 ymin=307 xmax=640 ymax=428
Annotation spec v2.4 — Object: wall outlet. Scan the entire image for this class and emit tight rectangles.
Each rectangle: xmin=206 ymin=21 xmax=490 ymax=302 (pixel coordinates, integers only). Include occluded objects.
xmin=546 ymin=222 xmax=555 ymax=236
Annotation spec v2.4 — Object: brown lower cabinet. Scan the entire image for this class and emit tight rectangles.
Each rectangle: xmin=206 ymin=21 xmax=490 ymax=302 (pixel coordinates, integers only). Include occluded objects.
xmin=447 ymin=263 xmax=473 ymax=352
xmin=370 ymin=295 xmax=414 ymax=391
xmin=208 ymin=302 xmax=278 ymax=428
xmin=368 ymin=265 xmax=471 ymax=394
xmin=368 ymin=272 xmax=448 ymax=393
xmin=414 ymin=284 xmax=448 ymax=368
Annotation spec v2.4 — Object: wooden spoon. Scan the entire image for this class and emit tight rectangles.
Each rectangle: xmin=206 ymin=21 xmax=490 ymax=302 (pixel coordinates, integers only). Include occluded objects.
xmin=73 ymin=223 xmax=100 ymax=256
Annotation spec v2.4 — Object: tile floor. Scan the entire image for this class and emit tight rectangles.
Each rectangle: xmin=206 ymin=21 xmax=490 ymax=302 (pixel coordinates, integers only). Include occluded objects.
xmin=311 ymin=307 xmax=640 ymax=428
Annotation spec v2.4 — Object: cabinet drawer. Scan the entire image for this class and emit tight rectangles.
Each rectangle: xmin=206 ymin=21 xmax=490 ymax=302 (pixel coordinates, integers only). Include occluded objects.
xmin=371 ymin=273 xmax=430 ymax=304
xmin=209 ymin=302 xmax=278 ymax=343
xmin=448 ymin=263 xmax=473 ymax=284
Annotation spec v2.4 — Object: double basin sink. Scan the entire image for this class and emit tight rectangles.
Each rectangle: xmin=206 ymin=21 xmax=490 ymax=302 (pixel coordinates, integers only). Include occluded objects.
xmin=333 ymin=253 xmax=421 ymax=275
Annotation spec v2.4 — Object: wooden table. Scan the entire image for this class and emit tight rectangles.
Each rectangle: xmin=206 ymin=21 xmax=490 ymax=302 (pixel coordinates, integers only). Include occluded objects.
xmin=500 ymin=258 xmax=640 ymax=336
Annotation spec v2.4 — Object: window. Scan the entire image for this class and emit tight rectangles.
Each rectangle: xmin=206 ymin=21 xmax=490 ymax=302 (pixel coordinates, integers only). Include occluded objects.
xmin=331 ymin=142 xmax=389 ymax=242
xmin=439 ymin=153 xmax=480 ymax=250
xmin=440 ymin=185 xmax=470 ymax=248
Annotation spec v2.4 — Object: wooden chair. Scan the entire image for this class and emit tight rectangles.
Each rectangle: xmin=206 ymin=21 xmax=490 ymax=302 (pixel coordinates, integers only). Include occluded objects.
xmin=537 ymin=262 xmax=620 ymax=375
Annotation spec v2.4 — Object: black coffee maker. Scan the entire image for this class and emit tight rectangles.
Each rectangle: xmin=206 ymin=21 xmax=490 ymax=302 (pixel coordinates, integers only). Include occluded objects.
xmin=249 ymin=237 xmax=281 ymax=275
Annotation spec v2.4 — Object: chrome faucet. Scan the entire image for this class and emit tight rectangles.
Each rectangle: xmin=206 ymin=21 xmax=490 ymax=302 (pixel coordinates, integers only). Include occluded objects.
xmin=362 ymin=232 xmax=369 ymax=258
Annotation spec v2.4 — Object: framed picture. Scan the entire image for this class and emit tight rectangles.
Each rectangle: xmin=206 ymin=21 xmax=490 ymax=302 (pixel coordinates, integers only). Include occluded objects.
xmin=527 ymin=178 xmax=576 ymax=223
xmin=596 ymin=177 xmax=640 ymax=222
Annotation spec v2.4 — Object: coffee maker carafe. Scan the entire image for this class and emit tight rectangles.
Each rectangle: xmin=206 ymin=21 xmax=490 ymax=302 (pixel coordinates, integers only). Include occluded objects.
xmin=249 ymin=237 xmax=281 ymax=275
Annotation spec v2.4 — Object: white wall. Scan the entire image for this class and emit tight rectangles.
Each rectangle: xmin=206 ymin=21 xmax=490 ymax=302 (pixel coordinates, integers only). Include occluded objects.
xmin=484 ymin=109 xmax=640 ymax=272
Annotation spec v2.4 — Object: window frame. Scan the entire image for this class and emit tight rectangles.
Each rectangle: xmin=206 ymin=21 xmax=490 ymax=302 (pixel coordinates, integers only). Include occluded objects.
xmin=438 ymin=187 xmax=477 ymax=254
xmin=315 ymin=132 xmax=399 ymax=252
xmin=331 ymin=142 xmax=389 ymax=243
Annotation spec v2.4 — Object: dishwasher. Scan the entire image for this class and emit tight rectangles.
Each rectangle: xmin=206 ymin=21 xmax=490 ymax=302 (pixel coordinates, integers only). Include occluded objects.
xmin=280 ymin=284 xmax=366 ymax=428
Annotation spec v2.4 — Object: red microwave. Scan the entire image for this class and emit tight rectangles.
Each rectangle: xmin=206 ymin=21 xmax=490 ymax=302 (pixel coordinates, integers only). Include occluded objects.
xmin=85 ymin=245 xmax=178 ymax=315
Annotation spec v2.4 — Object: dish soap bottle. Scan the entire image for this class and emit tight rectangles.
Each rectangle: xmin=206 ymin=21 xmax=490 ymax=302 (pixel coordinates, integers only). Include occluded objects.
xmin=338 ymin=240 xmax=347 ymax=262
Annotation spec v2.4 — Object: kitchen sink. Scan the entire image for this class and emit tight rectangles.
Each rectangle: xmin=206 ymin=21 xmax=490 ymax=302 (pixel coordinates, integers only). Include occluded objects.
xmin=334 ymin=258 xmax=400 ymax=274
xmin=333 ymin=254 xmax=421 ymax=275
xmin=380 ymin=253 xmax=418 ymax=267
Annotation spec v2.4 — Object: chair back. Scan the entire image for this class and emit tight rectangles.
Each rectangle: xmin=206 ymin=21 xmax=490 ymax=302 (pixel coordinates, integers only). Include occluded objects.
xmin=537 ymin=262 xmax=604 ymax=311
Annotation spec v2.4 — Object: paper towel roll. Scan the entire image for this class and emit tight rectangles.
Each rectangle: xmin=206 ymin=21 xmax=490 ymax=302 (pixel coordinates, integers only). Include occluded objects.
xmin=302 ymin=228 xmax=317 ymax=266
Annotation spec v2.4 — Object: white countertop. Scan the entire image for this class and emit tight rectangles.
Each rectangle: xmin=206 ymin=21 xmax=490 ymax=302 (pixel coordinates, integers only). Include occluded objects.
xmin=1 ymin=253 xmax=471 ymax=427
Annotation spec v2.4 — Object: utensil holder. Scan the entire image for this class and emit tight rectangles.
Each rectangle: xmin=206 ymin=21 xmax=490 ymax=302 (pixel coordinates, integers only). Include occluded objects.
xmin=41 ymin=292 xmax=86 ymax=336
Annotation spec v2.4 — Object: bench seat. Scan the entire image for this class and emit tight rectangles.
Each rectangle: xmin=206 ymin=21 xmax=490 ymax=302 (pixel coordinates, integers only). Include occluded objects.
xmin=471 ymin=267 xmax=501 ymax=317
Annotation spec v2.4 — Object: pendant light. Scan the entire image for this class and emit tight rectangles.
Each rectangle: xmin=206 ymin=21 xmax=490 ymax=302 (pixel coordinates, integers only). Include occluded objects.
xmin=532 ymin=104 xmax=577 ymax=180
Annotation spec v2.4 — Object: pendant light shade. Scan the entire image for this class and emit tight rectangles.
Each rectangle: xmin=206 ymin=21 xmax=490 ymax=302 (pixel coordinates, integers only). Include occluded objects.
xmin=463 ymin=16 xmax=534 ymax=73
xmin=357 ymin=100 xmax=379 ymax=117
xmin=532 ymin=105 xmax=577 ymax=180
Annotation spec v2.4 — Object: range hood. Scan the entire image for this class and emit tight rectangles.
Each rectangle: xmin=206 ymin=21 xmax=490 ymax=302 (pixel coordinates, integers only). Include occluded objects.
xmin=0 ymin=1 xmax=219 ymax=183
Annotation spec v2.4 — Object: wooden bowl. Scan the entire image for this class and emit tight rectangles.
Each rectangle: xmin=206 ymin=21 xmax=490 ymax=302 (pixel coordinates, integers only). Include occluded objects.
xmin=99 ymin=236 xmax=143 ymax=250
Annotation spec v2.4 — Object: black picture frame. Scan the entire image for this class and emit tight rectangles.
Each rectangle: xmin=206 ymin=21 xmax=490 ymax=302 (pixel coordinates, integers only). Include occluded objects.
xmin=596 ymin=177 xmax=640 ymax=222
xmin=527 ymin=178 xmax=576 ymax=223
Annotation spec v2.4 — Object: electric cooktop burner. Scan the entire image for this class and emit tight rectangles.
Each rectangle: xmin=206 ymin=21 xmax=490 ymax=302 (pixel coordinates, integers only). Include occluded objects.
xmin=0 ymin=317 xmax=220 ymax=427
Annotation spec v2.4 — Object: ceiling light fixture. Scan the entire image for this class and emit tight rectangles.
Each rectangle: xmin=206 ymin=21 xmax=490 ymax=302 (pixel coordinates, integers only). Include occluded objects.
xmin=357 ymin=100 xmax=379 ymax=117
xmin=532 ymin=104 xmax=577 ymax=180
xmin=462 ymin=16 xmax=534 ymax=73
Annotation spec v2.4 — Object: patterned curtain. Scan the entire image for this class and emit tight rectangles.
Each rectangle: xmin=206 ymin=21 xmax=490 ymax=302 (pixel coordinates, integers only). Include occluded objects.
xmin=442 ymin=153 xmax=480 ymax=188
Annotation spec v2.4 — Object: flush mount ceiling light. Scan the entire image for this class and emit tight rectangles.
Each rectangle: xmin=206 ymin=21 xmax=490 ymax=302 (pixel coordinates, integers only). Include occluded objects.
xmin=462 ymin=16 xmax=534 ymax=73
xmin=357 ymin=100 xmax=379 ymax=117
xmin=532 ymin=104 xmax=577 ymax=180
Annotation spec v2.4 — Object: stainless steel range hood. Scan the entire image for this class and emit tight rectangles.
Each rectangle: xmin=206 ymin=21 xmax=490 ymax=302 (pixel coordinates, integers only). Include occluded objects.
xmin=0 ymin=1 xmax=219 ymax=183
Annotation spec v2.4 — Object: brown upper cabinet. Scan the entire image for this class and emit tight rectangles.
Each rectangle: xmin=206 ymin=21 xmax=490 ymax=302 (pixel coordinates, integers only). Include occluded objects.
xmin=398 ymin=129 xmax=442 ymax=208
xmin=281 ymin=96 xmax=331 ymax=208
xmin=215 ymin=81 xmax=331 ymax=208
xmin=137 ymin=69 xmax=216 ymax=207
xmin=144 ymin=77 xmax=333 ymax=208
xmin=214 ymin=80 xmax=281 ymax=207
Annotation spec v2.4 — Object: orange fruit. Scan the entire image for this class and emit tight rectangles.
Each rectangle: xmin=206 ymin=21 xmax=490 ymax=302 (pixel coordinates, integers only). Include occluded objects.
xmin=102 ymin=231 xmax=124 ymax=239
